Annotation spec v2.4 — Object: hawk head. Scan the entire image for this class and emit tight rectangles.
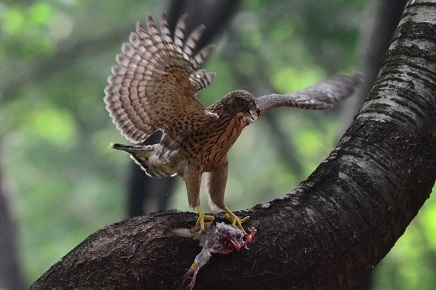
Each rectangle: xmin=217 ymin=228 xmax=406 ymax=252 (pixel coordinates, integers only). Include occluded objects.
xmin=219 ymin=90 xmax=260 ymax=121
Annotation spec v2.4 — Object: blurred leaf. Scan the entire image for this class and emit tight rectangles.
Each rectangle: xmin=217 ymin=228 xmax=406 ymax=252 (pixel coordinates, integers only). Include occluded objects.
xmin=421 ymin=186 xmax=436 ymax=249
xmin=272 ymin=67 xmax=324 ymax=92
xmin=29 ymin=2 xmax=53 ymax=25
xmin=3 ymin=7 xmax=25 ymax=34
xmin=26 ymin=108 xmax=77 ymax=146
xmin=295 ymin=129 xmax=323 ymax=157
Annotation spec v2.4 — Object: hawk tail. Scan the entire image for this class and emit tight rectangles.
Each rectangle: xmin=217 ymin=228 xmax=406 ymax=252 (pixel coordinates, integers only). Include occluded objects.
xmin=110 ymin=143 xmax=177 ymax=178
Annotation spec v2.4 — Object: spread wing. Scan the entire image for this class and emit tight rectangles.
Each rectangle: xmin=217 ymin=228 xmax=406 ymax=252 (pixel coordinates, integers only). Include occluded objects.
xmin=104 ymin=13 xmax=216 ymax=142
xmin=256 ymin=74 xmax=362 ymax=118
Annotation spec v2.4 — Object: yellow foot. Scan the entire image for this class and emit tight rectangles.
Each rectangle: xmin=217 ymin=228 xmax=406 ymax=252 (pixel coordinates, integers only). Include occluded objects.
xmin=195 ymin=206 xmax=215 ymax=232
xmin=223 ymin=206 xmax=249 ymax=235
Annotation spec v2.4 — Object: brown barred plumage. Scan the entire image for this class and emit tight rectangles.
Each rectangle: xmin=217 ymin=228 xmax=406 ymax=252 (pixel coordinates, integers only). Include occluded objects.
xmin=104 ymin=13 xmax=362 ymax=233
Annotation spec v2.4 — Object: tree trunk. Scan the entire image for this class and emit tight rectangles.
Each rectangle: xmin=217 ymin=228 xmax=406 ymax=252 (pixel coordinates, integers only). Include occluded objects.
xmin=342 ymin=1 xmax=408 ymax=288
xmin=30 ymin=1 xmax=435 ymax=289
xmin=341 ymin=0 xmax=408 ymax=132
xmin=0 ymin=151 xmax=26 ymax=290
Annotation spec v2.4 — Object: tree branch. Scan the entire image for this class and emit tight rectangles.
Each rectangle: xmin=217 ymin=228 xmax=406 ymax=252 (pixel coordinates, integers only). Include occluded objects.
xmin=31 ymin=1 xmax=435 ymax=289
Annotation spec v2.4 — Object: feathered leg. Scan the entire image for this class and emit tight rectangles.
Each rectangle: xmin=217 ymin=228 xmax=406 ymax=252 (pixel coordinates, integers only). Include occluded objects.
xmin=206 ymin=157 xmax=249 ymax=234
xmin=184 ymin=163 xmax=214 ymax=232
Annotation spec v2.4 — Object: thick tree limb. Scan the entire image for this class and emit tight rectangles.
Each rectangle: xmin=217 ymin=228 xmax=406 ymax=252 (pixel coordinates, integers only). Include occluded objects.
xmin=31 ymin=1 xmax=435 ymax=289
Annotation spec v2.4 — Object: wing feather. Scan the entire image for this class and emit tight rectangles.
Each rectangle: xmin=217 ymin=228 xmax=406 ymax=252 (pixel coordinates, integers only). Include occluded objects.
xmin=104 ymin=13 xmax=216 ymax=142
xmin=256 ymin=74 xmax=363 ymax=118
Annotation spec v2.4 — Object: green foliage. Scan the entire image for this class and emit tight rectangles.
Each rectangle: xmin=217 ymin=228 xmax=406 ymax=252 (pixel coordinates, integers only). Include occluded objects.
xmin=374 ymin=188 xmax=436 ymax=290
xmin=0 ymin=2 xmax=55 ymax=56
xmin=0 ymin=0 xmax=434 ymax=288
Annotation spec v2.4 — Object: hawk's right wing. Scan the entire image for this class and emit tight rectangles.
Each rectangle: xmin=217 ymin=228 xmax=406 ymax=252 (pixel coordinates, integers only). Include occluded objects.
xmin=104 ymin=13 xmax=216 ymax=143
xmin=256 ymin=74 xmax=362 ymax=118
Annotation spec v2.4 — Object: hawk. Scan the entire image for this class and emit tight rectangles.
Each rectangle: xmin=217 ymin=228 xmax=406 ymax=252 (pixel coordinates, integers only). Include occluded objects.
xmin=104 ymin=13 xmax=361 ymax=233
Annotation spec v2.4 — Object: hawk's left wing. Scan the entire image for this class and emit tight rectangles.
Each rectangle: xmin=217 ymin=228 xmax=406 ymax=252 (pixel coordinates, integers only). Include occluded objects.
xmin=256 ymin=74 xmax=362 ymax=118
xmin=104 ymin=13 xmax=216 ymax=143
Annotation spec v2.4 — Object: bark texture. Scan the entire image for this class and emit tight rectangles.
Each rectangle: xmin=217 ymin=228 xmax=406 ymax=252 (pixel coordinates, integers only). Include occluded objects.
xmin=31 ymin=1 xmax=435 ymax=289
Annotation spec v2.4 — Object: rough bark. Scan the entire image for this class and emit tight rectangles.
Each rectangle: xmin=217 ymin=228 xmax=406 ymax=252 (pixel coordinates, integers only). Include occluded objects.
xmin=31 ymin=1 xmax=435 ymax=289
xmin=341 ymin=1 xmax=408 ymax=287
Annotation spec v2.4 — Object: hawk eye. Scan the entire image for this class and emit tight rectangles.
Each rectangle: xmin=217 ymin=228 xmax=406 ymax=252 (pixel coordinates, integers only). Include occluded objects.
xmin=243 ymin=100 xmax=249 ymax=106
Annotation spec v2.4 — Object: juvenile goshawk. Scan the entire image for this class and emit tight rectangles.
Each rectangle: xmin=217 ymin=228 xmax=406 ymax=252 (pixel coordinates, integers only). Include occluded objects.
xmin=104 ymin=13 xmax=361 ymax=233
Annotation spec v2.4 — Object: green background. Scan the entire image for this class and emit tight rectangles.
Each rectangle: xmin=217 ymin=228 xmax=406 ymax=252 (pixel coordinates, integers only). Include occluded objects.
xmin=0 ymin=0 xmax=434 ymax=288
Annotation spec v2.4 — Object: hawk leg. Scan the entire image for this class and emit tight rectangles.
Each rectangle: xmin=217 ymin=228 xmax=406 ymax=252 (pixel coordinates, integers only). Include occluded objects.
xmin=206 ymin=158 xmax=250 ymax=235
xmin=195 ymin=206 xmax=215 ymax=232
xmin=223 ymin=206 xmax=249 ymax=235
xmin=183 ymin=165 xmax=214 ymax=232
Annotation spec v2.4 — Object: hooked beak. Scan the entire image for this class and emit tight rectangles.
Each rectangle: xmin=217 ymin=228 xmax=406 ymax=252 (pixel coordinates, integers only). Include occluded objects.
xmin=250 ymin=105 xmax=260 ymax=121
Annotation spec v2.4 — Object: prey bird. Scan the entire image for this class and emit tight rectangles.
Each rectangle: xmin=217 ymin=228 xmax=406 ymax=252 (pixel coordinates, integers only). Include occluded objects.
xmin=104 ymin=13 xmax=361 ymax=234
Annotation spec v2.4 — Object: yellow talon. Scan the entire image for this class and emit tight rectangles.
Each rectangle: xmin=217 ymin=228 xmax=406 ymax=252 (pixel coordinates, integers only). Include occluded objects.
xmin=223 ymin=206 xmax=249 ymax=235
xmin=195 ymin=206 xmax=215 ymax=232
